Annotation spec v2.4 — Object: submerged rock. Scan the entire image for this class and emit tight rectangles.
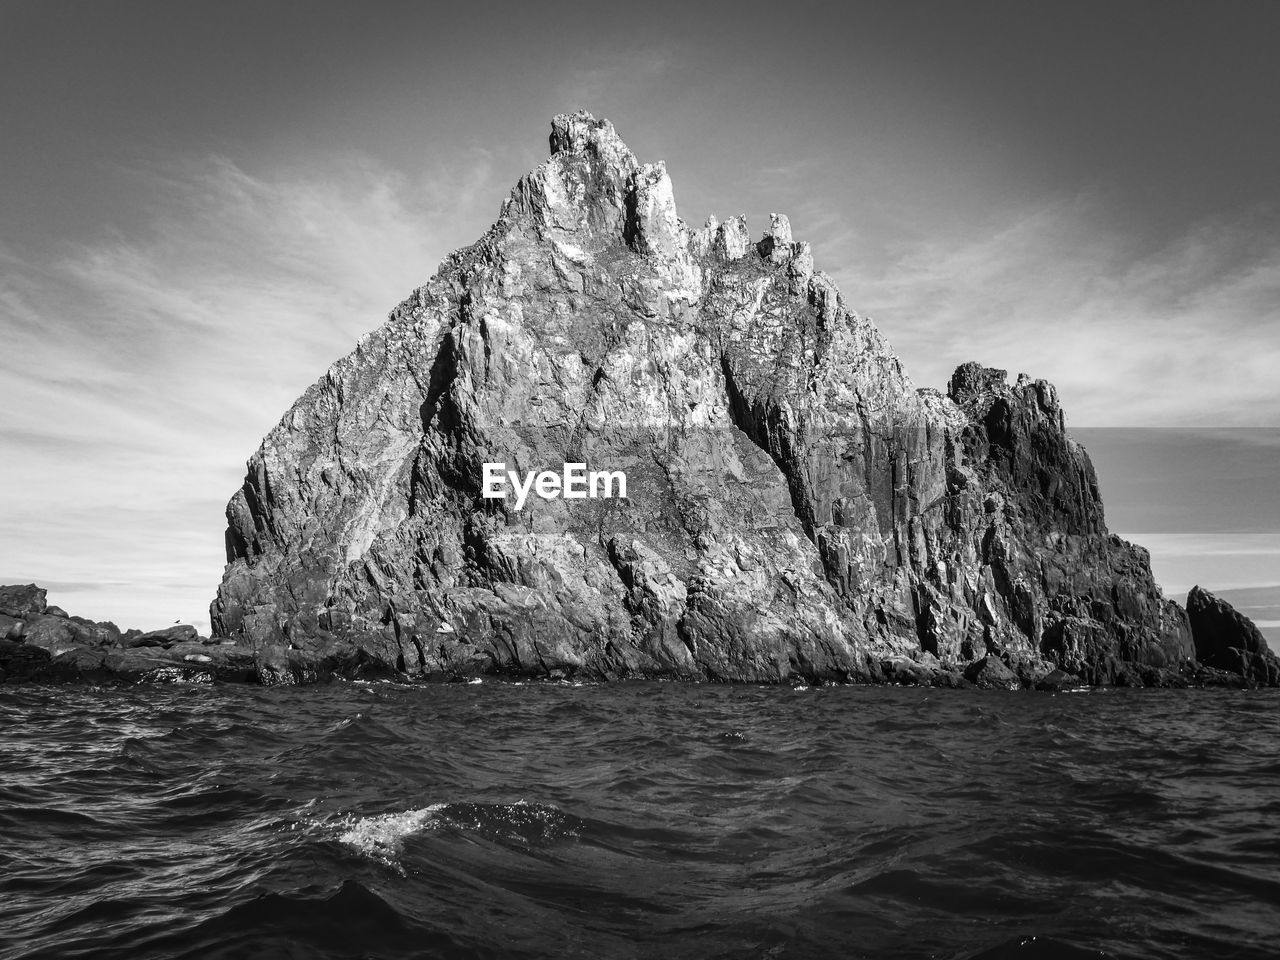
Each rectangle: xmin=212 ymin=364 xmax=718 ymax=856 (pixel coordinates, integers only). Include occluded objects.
xmin=202 ymin=111 xmax=1207 ymax=686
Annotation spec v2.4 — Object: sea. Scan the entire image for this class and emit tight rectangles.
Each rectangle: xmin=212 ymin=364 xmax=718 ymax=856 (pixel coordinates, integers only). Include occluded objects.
xmin=2 ymin=682 xmax=1278 ymax=960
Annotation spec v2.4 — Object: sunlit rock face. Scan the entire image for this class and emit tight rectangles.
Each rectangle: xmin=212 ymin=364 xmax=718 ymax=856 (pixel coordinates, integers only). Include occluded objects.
xmin=211 ymin=111 xmax=1194 ymax=685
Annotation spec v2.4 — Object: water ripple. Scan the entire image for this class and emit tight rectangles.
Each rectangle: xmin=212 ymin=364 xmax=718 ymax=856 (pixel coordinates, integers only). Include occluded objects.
xmin=1 ymin=684 xmax=1278 ymax=959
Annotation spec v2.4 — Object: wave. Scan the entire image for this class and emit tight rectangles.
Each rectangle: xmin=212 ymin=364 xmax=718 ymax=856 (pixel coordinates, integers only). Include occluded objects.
xmin=88 ymin=878 xmax=443 ymax=960
xmin=968 ymin=936 xmax=1118 ymax=959
xmin=5 ymin=683 xmax=1280 ymax=960
xmin=322 ymin=799 xmax=583 ymax=867
xmin=333 ymin=805 xmax=443 ymax=864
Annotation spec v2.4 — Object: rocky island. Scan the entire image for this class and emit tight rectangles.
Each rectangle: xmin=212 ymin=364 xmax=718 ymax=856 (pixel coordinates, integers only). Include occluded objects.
xmin=3 ymin=112 xmax=1276 ymax=688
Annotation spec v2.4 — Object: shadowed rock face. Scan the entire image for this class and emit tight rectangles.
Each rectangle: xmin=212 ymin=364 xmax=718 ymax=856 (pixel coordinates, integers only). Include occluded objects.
xmin=1187 ymin=586 xmax=1280 ymax=684
xmin=210 ymin=111 xmax=1196 ymax=685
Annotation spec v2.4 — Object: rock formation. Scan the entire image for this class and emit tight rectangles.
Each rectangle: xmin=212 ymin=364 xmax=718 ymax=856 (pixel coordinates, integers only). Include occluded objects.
xmin=0 ymin=583 xmax=261 ymax=684
xmin=204 ymin=111 xmax=1212 ymax=687
xmin=1186 ymin=585 xmax=1280 ymax=685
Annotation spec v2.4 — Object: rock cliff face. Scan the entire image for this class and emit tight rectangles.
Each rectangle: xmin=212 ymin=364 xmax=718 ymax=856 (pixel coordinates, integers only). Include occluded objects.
xmin=210 ymin=111 xmax=1197 ymax=685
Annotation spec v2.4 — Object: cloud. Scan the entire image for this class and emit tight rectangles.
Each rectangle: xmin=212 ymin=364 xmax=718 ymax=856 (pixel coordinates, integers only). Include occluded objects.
xmin=0 ymin=151 xmax=500 ymax=633
xmin=1119 ymin=533 xmax=1280 ymax=596
xmin=810 ymin=195 xmax=1280 ymax=426
xmin=553 ymin=47 xmax=674 ymax=113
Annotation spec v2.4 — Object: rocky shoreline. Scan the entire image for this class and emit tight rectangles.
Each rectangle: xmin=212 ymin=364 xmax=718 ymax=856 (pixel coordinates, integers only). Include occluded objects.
xmin=1 ymin=581 xmax=1274 ymax=689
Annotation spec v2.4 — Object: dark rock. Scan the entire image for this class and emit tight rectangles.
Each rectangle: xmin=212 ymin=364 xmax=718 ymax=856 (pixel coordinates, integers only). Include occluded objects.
xmin=1191 ymin=664 xmax=1251 ymax=689
xmin=24 ymin=614 xmax=122 ymax=651
xmin=66 ymin=616 xmax=122 ymax=648
xmin=120 ymin=624 xmax=202 ymax=650
xmin=0 ymin=589 xmax=234 ymax=684
xmin=52 ymin=646 xmax=110 ymax=679
xmin=0 ymin=583 xmax=328 ymax=685
xmin=0 ymin=584 xmax=46 ymax=618
xmin=964 ymin=655 xmax=1021 ymax=689
xmin=21 ymin=616 xmax=83 ymax=654
xmin=165 ymin=642 xmax=260 ymax=682
xmin=0 ymin=638 xmax=57 ymax=682
xmin=880 ymin=657 xmax=934 ymax=686
xmin=1186 ymin=586 xmax=1280 ymax=685
xmin=1113 ymin=665 xmax=1144 ymax=688
xmin=253 ymin=647 xmax=297 ymax=686
xmin=101 ymin=650 xmax=213 ymax=684
xmin=128 ymin=624 xmax=200 ymax=648
xmin=204 ymin=112 xmax=1209 ymax=685
xmin=0 ymin=613 xmax=24 ymax=640
xmin=126 ymin=633 xmax=167 ymax=648
xmin=931 ymin=668 xmax=972 ymax=689
xmin=1033 ymin=668 xmax=1080 ymax=692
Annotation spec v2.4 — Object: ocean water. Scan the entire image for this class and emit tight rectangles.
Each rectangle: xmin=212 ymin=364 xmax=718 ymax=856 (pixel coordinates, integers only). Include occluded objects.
xmin=2 ymin=683 xmax=1278 ymax=960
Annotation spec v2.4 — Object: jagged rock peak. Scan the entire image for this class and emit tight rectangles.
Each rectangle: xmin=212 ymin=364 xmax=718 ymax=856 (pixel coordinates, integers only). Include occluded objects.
xmin=501 ymin=110 xmax=647 ymax=247
xmin=525 ymin=111 xmax=811 ymax=276
xmin=205 ymin=110 xmax=1212 ymax=689
xmin=548 ymin=110 xmax=635 ymax=165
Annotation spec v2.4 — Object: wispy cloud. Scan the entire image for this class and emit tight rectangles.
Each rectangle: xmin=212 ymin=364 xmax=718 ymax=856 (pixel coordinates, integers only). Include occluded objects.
xmin=0 ymin=151 xmax=500 ymax=633
xmin=1120 ymin=533 xmax=1280 ymax=594
xmin=811 ymin=195 xmax=1280 ymax=426
xmin=553 ymin=47 xmax=674 ymax=114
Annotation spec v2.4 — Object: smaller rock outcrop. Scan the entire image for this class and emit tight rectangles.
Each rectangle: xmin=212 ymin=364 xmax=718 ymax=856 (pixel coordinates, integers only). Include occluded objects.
xmin=1033 ymin=668 xmax=1081 ymax=692
xmin=964 ymin=654 xmax=1021 ymax=690
xmin=125 ymin=625 xmax=200 ymax=648
xmin=0 ymin=584 xmax=47 ymax=619
xmin=1186 ymin=586 xmax=1280 ymax=685
xmin=0 ymin=584 xmax=265 ymax=685
xmin=1 ymin=580 xmax=1275 ymax=688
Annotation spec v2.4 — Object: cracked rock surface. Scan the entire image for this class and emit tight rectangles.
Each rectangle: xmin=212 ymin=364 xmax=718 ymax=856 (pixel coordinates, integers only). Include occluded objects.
xmin=208 ymin=111 xmax=1215 ymax=686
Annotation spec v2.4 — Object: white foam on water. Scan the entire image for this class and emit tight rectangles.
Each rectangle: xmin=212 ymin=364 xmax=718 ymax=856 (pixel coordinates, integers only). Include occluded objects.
xmin=335 ymin=805 xmax=444 ymax=864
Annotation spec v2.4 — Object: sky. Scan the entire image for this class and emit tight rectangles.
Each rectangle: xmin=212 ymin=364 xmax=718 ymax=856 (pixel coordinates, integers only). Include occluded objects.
xmin=1 ymin=0 xmax=1277 ymax=636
